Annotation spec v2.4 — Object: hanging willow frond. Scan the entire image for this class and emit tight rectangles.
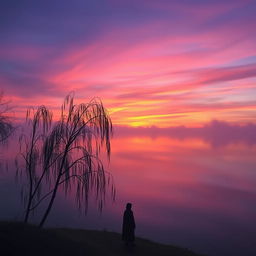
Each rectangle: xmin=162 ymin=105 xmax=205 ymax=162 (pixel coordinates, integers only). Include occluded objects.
xmin=17 ymin=93 xmax=115 ymax=227
xmin=0 ymin=93 xmax=13 ymax=143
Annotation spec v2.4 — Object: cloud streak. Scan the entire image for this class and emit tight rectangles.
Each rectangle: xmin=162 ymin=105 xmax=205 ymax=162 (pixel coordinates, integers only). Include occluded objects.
xmin=1 ymin=0 xmax=256 ymax=127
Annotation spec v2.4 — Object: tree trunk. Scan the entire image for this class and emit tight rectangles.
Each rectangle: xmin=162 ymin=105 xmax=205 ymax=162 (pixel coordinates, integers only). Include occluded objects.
xmin=39 ymin=146 xmax=69 ymax=228
xmin=38 ymin=179 xmax=60 ymax=228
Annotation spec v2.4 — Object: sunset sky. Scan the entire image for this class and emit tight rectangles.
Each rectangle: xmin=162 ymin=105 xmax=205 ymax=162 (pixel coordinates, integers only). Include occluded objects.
xmin=1 ymin=0 xmax=256 ymax=127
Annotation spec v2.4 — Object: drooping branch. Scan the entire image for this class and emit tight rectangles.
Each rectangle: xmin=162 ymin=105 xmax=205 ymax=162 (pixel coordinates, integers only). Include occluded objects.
xmin=0 ymin=93 xmax=13 ymax=143
xmin=16 ymin=93 xmax=115 ymax=227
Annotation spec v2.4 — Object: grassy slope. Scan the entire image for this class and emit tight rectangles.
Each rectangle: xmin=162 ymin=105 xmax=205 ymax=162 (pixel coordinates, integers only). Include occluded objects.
xmin=0 ymin=222 xmax=205 ymax=256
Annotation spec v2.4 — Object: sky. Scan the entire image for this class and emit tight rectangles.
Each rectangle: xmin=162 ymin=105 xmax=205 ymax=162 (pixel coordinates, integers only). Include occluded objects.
xmin=1 ymin=0 xmax=256 ymax=127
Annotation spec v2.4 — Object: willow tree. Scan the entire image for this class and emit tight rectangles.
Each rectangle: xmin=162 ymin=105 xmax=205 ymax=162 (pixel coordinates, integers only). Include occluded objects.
xmin=17 ymin=94 xmax=115 ymax=227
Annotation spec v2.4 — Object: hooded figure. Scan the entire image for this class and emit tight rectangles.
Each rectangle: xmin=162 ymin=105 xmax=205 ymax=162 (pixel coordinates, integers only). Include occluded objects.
xmin=122 ymin=203 xmax=136 ymax=244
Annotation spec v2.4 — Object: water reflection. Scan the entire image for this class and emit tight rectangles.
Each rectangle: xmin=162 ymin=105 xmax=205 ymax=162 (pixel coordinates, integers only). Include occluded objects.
xmin=1 ymin=130 xmax=256 ymax=256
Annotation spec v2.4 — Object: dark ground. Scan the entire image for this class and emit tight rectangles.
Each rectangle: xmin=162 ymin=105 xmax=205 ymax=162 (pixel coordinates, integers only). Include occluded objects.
xmin=0 ymin=222 xmax=205 ymax=256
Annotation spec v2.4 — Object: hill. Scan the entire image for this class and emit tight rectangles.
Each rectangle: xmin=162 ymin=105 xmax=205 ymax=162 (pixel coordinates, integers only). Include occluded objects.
xmin=0 ymin=222 xmax=205 ymax=256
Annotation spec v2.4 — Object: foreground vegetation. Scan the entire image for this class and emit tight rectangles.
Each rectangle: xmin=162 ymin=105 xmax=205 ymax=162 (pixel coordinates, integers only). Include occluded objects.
xmin=0 ymin=222 xmax=204 ymax=256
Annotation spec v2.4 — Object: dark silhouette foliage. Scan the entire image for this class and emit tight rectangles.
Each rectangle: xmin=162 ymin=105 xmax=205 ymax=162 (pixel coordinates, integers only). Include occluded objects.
xmin=0 ymin=92 xmax=13 ymax=143
xmin=16 ymin=94 xmax=115 ymax=227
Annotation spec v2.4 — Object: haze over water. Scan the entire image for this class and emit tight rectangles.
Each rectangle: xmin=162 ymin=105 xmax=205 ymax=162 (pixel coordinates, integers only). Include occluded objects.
xmin=1 ymin=124 xmax=256 ymax=256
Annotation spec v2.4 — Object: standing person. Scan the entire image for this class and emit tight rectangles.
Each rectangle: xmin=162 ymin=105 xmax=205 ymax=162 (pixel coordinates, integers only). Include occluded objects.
xmin=122 ymin=203 xmax=136 ymax=246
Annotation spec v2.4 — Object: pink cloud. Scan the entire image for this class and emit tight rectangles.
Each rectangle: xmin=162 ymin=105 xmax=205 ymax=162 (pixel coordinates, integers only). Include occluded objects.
xmin=2 ymin=6 xmax=256 ymax=127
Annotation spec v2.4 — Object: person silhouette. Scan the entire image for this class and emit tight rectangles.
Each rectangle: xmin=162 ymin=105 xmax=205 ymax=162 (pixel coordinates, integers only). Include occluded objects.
xmin=122 ymin=203 xmax=136 ymax=246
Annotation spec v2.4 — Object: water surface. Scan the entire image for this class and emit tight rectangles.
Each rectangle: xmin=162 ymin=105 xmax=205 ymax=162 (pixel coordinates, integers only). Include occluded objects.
xmin=1 ymin=130 xmax=256 ymax=256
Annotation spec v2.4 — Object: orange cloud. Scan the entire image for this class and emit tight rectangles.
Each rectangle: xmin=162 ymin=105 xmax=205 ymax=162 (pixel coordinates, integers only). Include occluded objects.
xmin=2 ymin=13 xmax=256 ymax=127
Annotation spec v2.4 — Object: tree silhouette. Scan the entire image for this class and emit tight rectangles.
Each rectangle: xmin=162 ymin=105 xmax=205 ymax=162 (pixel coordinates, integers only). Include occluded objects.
xmin=0 ymin=92 xmax=13 ymax=143
xmin=17 ymin=94 xmax=115 ymax=227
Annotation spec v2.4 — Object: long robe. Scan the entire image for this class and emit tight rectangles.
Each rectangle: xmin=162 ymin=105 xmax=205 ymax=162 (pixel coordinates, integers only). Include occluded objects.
xmin=122 ymin=209 xmax=136 ymax=242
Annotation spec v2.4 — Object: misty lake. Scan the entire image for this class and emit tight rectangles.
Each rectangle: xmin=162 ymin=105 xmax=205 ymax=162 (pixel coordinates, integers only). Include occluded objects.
xmin=1 ymin=127 xmax=256 ymax=256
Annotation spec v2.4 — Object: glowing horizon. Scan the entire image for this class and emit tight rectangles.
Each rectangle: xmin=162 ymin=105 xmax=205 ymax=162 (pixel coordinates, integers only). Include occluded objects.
xmin=1 ymin=0 xmax=256 ymax=127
